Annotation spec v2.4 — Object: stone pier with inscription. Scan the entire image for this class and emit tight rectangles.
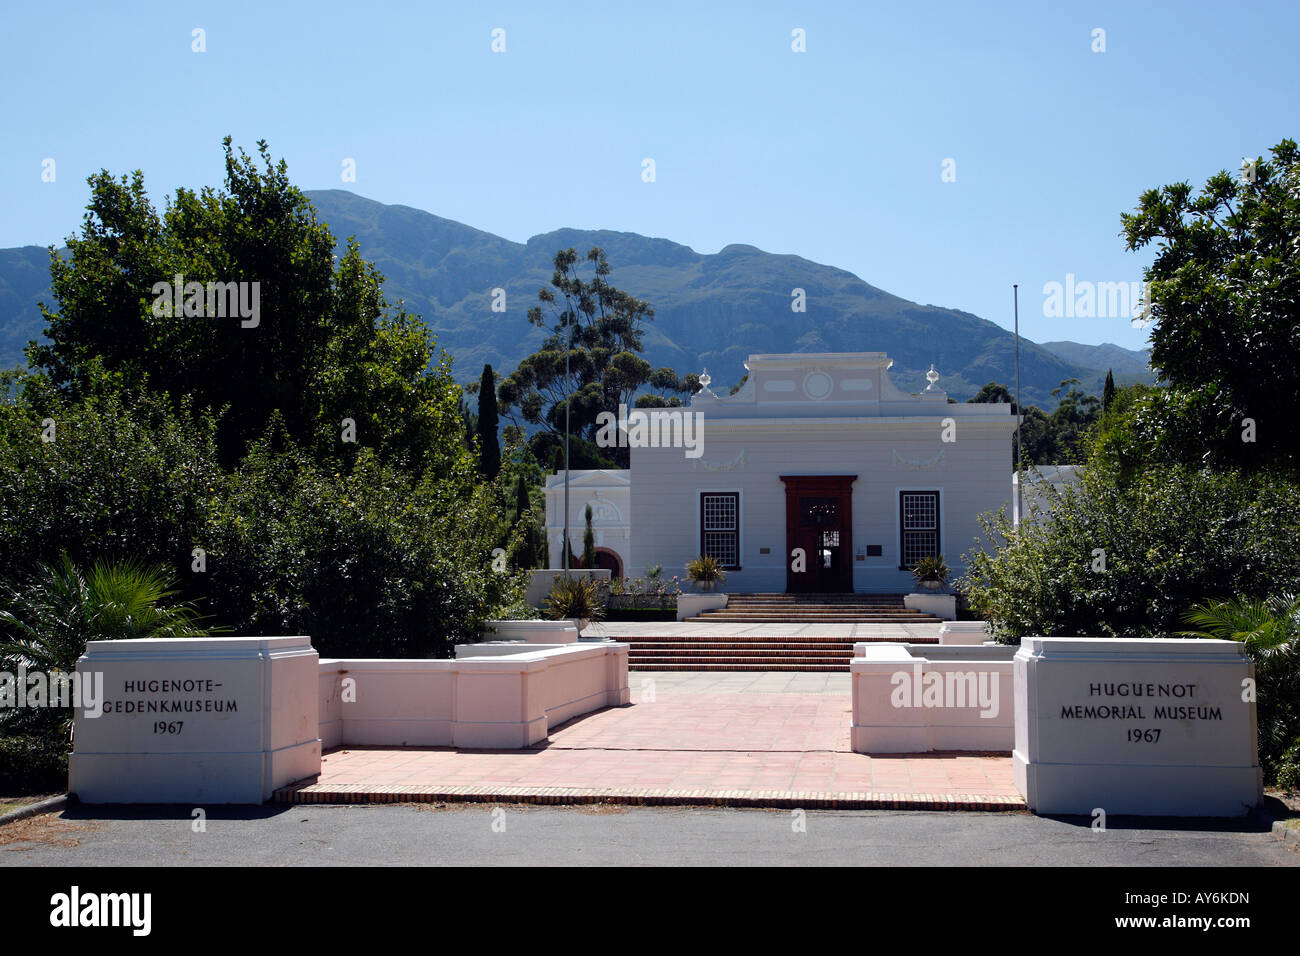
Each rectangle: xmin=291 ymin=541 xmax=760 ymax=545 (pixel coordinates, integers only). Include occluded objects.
xmin=1013 ymin=637 xmax=1262 ymax=817
xmin=69 ymin=636 xmax=321 ymax=804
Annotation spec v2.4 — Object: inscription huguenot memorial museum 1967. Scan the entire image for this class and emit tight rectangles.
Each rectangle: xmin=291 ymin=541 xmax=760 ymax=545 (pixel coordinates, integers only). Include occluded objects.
xmin=1058 ymin=681 xmax=1223 ymax=722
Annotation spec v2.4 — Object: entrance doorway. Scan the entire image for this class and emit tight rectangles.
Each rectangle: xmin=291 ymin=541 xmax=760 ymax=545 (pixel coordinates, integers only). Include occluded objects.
xmin=591 ymin=547 xmax=623 ymax=579
xmin=780 ymin=475 xmax=856 ymax=593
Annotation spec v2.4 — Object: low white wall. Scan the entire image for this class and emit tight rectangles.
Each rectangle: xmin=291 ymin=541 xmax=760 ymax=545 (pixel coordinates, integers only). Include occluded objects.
xmin=903 ymin=592 xmax=957 ymax=620
xmin=939 ymin=621 xmax=990 ymax=645
xmin=524 ymin=569 xmax=610 ymax=607
xmin=318 ymin=642 xmax=630 ymax=750
xmin=481 ymin=620 xmax=579 ymax=643
xmin=851 ymin=643 xmax=1015 ymax=754
xmin=677 ymin=592 xmax=727 ymax=621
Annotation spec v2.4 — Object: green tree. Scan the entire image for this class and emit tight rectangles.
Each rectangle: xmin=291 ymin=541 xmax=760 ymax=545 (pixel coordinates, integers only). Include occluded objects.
xmin=1121 ymin=138 xmax=1300 ymax=469
xmin=476 ymin=364 xmax=501 ymax=480
xmin=968 ymin=382 xmax=1015 ymax=409
xmin=29 ymin=138 xmax=456 ymax=475
xmin=497 ymin=248 xmax=655 ymax=458
xmin=512 ymin=472 xmax=542 ymax=570
xmin=0 ymin=368 xmax=220 ymax=591
xmin=582 ymin=504 xmax=596 ymax=569
xmin=1102 ymin=369 xmax=1116 ymax=413
xmin=959 ymin=464 xmax=1300 ymax=643
xmin=1045 ymin=379 xmax=1101 ymax=464
xmin=203 ymin=438 xmax=520 ymax=658
xmin=635 ymin=367 xmax=699 ymax=408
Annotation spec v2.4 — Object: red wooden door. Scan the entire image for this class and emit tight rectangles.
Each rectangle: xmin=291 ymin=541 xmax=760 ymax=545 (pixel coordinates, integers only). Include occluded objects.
xmin=780 ymin=476 xmax=856 ymax=593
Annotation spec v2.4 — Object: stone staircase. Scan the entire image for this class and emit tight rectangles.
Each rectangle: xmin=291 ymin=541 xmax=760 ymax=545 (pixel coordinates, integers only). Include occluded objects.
xmin=624 ymin=593 xmax=942 ymax=671
xmin=689 ymin=593 xmax=943 ymax=624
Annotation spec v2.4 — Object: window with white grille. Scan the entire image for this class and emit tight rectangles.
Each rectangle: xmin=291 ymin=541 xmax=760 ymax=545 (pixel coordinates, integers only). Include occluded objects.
xmin=900 ymin=491 xmax=940 ymax=567
xmin=700 ymin=493 xmax=740 ymax=569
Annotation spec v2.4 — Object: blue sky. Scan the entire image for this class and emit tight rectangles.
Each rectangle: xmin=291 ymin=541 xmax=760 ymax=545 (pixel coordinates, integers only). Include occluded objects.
xmin=1 ymin=1 xmax=1294 ymax=350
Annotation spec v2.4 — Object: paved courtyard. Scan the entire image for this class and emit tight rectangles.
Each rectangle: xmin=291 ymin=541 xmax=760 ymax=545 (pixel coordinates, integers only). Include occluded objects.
xmin=281 ymin=670 xmax=1020 ymax=810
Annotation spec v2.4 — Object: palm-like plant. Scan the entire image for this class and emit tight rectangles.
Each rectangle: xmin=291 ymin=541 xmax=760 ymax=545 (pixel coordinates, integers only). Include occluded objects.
xmin=0 ymin=554 xmax=214 ymax=674
xmin=686 ymin=554 xmax=726 ymax=585
xmin=543 ymin=574 xmax=605 ymax=626
xmin=1179 ymin=593 xmax=1300 ymax=668
xmin=911 ymin=554 xmax=950 ymax=586
xmin=1180 ymin=593 xmax=1300 ymax=782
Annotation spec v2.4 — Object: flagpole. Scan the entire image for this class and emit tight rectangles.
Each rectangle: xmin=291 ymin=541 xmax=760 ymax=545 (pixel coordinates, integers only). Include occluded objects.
xmin=1013 ymin=284 xmax=1023 ymax=524
xmin=563 ymin=318 xmax=571 ymax=581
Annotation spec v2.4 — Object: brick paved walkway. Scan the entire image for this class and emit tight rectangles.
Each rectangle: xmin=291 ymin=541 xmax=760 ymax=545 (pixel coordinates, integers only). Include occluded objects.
xmin=278 ymin=674 xmax=1021 ymax=810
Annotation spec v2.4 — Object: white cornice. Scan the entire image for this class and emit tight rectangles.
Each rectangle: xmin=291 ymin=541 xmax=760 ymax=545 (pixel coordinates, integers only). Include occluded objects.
xmin=692 ymin=417 xmax=1017 ymax=431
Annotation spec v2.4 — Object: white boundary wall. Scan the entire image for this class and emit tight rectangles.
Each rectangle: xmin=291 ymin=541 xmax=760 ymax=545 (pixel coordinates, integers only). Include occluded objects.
xmin=850 ymin=643 xmax=1016 ymax=753
xmin=318 ymin=642 xmax=630 ymax=750
xmin=70 ymin=637 xmax=629 ymax=803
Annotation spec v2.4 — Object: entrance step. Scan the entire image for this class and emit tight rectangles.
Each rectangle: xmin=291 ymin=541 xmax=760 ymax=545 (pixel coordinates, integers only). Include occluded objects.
xmin=686 ymin=592 xmax=943 ymax=626
xmin=612 ymin=593 xmax=947 ymax=671
xmin=623 ymin=633 xmax=939 ymax=672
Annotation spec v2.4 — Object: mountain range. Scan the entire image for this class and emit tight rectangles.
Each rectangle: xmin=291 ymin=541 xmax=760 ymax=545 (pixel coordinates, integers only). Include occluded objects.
xmin=0 ymin=189 xmax=1153 ymax=409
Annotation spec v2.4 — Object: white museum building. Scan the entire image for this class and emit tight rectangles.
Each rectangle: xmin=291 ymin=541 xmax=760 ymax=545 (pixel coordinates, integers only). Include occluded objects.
xmin=545 ymin=352 xmax=1017 ymax=594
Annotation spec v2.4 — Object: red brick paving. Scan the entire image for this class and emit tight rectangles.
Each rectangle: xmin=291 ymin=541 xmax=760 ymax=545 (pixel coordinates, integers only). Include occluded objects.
xmin=277 ymin=692 xmax=1022 ymax=810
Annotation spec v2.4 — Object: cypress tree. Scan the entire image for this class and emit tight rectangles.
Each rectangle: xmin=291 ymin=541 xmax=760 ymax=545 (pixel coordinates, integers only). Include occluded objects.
xmin=477 ymin=364 xmax=500 ymax=480
xmin=1102 ymin=369 xmax=1116 ymax=414
xmin=582 ymin=503 xmax=596 ymax=569
xmin=514 ymin=473 xmax=539 ymax=570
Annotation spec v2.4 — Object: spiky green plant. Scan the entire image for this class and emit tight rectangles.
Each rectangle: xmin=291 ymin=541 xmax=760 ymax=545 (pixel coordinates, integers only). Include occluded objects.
xmin=0 ymin=554 xmax=214 ymax=674
xmin=911 ymin=554 xmax=950 ymax=585
xmin=1180 ymin=593 xmax=1300 ymax=782
xmin=685 ymin=554 xmax=726 ymax=584
xmin=542 ymin=574 xmax=605 ymax=625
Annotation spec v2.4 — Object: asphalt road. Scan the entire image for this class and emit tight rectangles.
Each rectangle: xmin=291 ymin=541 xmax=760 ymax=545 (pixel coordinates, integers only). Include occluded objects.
xmin=3 ymin=803 xmax=1297 ymax=867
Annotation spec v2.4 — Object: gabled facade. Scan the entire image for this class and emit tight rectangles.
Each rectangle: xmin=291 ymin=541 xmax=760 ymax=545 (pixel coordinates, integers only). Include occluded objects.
xmin=546 ymin=352 xmax=1016 ymax=593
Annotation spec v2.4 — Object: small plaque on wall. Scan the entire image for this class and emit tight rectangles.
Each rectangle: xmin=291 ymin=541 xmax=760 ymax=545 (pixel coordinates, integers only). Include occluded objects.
xmin=759 ymin=547 xmax=771 ymax=555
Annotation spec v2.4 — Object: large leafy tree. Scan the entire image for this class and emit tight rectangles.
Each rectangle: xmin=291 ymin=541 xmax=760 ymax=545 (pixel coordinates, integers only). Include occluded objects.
xmin=29 ymin=138 xmax=455 ymax=475
xmin=497 ymin=248 xmax=655 ymax=446
xmin=967 ymin=379 xmax=1098 ymax=465
xmin=1121 ymin=138 xmax=1300 ymax=469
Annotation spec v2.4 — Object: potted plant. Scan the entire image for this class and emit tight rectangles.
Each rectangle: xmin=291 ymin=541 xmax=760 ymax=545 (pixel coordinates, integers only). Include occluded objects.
xmin=686 ymin=554 xmax=727 ymax=593
xmin=911 ymin=554 xmax=950 ymax=592
xmin=543 ymin=574 xmax=605 ymax=633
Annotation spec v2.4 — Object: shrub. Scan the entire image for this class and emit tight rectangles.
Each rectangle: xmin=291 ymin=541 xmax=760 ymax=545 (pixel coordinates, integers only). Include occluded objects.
xmin=0 ymin=728 xmax=69 ymax=795
xmin=0 ymin=554 xmax=212 ymax=673
xmin=911 ymin=555 xmax=950 ymax=585
xmin=1181 ymin=594 xmax=1300 ymax=784
xmin=543 ymin=575 xmax=605 ymax=623
xmin=202 ymin=440 xmax=521 ymax=658
xmin=488 ymin=595 xmax=541 ymax=622
xmin=1277 ymin=739 xmax=1300 ymax=796
xmin=0 ymin=379 xmax=219 ymax=595
xmin=686 ymin=555 xmax=726 ymax=585
xmin=960 ymin=464 xmax=1300 ymax=642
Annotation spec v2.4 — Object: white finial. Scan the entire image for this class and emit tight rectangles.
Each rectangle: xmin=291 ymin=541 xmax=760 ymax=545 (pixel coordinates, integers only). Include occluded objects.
xmin=698 ymin=368 xmax=711 ymax=391
xmin=925 ymin=364 xmax=940 ymax=391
